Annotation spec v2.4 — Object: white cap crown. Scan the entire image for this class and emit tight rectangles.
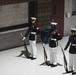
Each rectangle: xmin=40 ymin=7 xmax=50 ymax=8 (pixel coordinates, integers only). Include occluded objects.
xmin=50 ymin=22 xmax=57 ymax=25
xmin=31 ymin=17 xmax=37 ymax=20
xmin=71 ymin=28 xmax=76 ymax=32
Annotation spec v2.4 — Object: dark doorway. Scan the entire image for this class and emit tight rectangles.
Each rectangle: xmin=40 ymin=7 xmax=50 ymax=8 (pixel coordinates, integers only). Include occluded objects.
xmin=51 ymin=0 xmax=64 ymax=36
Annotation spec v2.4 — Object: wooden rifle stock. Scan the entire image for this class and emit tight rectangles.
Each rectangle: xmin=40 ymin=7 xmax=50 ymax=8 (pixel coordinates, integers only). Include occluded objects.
xmin=60 ymin=45 xmax=68 ymax=72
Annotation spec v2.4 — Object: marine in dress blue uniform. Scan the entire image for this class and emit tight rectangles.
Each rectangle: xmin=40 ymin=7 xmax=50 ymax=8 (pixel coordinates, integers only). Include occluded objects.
xmin=45 ymin=22 xmax=62 ymax=66
xmin=23 ymin=17 xmax=40 ymax=60
xmin=64 ymin=28 xmax=76 ymax=74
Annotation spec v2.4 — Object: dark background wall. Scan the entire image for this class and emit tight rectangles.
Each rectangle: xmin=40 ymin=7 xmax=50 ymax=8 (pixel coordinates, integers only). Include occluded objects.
xmin=0 ymin=0 xmax=52 ymax=50
xmin=51 ymin=0 xmax=64 ymax=36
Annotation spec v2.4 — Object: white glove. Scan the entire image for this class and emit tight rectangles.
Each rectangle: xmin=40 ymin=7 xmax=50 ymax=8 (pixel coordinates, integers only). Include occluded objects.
xmin=22 ymin=37 xmax=26 ymax=40
xmin=43 ymin=43 xmax=45 ymax=46
xmin=43 ymin=43 xmax=45 ymax=47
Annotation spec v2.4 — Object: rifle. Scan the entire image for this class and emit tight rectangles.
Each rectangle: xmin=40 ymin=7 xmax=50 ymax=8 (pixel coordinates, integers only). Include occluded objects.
xmin=60 ymin=45 xmax=69 ymax=72
xmin=41 ymin=41 xmax=50 ymax=65
xmin=18 ymin=33 xmax=31 ymax=58
xmin=60 ymin=45 xmax=74 ymax=74
xmin=42 ymin=44 xmax=48 ymax=63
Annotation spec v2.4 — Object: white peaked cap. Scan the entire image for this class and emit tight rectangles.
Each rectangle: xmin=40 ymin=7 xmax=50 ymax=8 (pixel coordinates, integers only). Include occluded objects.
xmin=71 ymin=28 xmax=76 ymax=32
xmin=31 ymin=17 xmax=37 ymax=20
xmin=50 ymin=22 xmax=58 ymax=25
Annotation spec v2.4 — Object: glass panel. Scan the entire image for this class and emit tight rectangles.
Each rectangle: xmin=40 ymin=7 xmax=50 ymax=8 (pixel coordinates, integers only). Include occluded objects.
xmin=0 ymin=2 xmax=28 ymax=28
xmin=72 ymin=0 xmax=76 ymax=16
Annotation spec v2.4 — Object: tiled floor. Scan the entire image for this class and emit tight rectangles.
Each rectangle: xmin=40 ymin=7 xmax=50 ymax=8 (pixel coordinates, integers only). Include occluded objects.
xmin=0 ymin=36 xmax=72 ymax=75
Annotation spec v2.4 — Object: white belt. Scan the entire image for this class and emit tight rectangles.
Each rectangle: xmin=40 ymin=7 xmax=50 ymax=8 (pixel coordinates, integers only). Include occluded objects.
xmin=72 ymin=44 xmax=76 ymax=46
xmin=31 ymin=32 xmax=36 ymax=34
xmin=51 ymin=38 xmax=57 ymax=41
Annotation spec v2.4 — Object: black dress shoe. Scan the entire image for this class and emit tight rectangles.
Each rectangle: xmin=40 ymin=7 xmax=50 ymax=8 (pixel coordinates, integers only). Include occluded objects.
xmin=31 ymin=57 xmax=36 ymax=60
xmin=47 ymin=63 xmax=53 ymax=66
xmin=66 ymin=70 xmax=73 ymax=73
xmin=27 ymin=56 xmax=32 ymax=59
xmin=51 ymin=64 xmax=57 ymax=67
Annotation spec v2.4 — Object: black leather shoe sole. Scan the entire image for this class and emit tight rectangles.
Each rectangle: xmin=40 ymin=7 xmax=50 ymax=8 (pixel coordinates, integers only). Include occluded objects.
xmin=51 ymin=64 xmax=57 ymax=67
xmin=31 ymin=57 xmax=36 ymax=60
